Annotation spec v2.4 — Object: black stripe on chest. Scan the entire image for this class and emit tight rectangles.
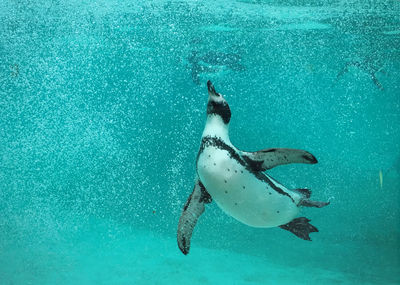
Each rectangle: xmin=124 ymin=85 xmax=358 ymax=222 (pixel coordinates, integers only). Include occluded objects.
xmin=196 ymin=136 xmax=294 ymax=202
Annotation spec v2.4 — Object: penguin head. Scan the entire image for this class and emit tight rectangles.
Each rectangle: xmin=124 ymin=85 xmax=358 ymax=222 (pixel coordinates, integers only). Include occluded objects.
xmin=206 ymin=80 xmax=231 ymax=124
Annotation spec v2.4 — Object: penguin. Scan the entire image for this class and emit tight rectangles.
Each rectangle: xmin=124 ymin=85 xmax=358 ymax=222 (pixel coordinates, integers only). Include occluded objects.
xmin=177 ymin=81 xmax=329 ymax=255
xmin=188 ymin=51 xmax=246 ymax=85
xmin=336 ymin=59 xmax=386 ymax=90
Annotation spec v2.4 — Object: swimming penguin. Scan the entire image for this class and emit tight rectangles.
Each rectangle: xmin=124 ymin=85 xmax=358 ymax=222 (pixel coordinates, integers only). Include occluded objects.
xmin=336 ymin=59 xmax=386 ymax=90
xmin=177 ymin=81 xmax=329 ymax=255
xmin=188 ymin=51 xmax=246 ymax=85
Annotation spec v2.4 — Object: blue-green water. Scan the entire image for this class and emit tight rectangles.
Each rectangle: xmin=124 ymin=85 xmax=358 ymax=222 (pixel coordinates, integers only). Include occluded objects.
xmin=1 ymin=0 xmax=399 ymax=284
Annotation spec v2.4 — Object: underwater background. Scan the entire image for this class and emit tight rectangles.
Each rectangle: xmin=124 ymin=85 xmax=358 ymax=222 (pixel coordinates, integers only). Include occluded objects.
xmin=1 ymin=0 xmax=399 ymax=284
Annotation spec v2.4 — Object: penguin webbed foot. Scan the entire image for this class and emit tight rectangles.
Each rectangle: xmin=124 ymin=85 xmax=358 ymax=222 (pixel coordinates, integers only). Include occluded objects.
xmin=279 ymin=217 xmax=318 ymax=241
xmin=293 ymin=188 xmax=312 ymax=199
xmin=299 ymin=199 xmax=330 ymax=208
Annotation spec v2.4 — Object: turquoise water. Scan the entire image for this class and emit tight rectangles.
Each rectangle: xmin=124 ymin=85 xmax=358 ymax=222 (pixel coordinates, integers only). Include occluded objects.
xmin=1 ymin=0 xmax=399 ymax=284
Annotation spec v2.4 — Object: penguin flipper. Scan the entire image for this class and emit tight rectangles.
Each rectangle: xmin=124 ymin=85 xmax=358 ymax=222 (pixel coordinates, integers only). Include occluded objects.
xmin=177 ymin=179 xmax=212 ymax=255
xmin=279 ymin=217 xmax=318 ymax=241
xmin=241 ymin=148 xmax=318 ymax=171
xmin=370 ymin=73 xmax=384 ymax=90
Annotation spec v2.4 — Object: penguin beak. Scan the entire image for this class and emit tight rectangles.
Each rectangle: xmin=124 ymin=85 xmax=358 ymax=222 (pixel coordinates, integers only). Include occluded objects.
xmin=207 ymin=80 xmax=220 ymax=98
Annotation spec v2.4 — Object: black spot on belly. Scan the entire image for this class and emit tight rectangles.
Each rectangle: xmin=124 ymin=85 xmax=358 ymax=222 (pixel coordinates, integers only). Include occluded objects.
xmin=234 ymin=170 xmax=237 ymax=173
xmin=224 ymin=180 xmax=227 ymax=183
xmin=242 ymin=186 xmax=246 ymax=189
xmin=225 ymin=190 xmax=228 ymax=194
xmin=235 ymin=202 xmax=238 ymax=206
xmin=227 ymin=168 xmax=230 ymax=171
xmin=277 ymin=211 xmax=280 ymax=213
xmin=269 ymin=192 xmax=272 ymax=195
xmin=213 ymin=163 xmax=216 ymax=166
xmin=240 ymin=170 xmax=243 ymax=173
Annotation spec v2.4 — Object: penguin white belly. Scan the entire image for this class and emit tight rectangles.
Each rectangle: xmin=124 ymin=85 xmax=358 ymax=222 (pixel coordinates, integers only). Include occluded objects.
xmin=197 ymin=146 xmax=300 ymax=228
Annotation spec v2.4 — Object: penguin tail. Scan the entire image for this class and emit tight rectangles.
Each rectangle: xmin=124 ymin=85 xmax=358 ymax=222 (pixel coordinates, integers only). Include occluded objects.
xmin=279 ymin=217 xmax=318 ymax=241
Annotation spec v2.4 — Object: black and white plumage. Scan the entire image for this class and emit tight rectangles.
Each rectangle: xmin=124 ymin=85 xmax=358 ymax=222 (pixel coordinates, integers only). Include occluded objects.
xmin=177 ymin=81 xmax=329 ymax=255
